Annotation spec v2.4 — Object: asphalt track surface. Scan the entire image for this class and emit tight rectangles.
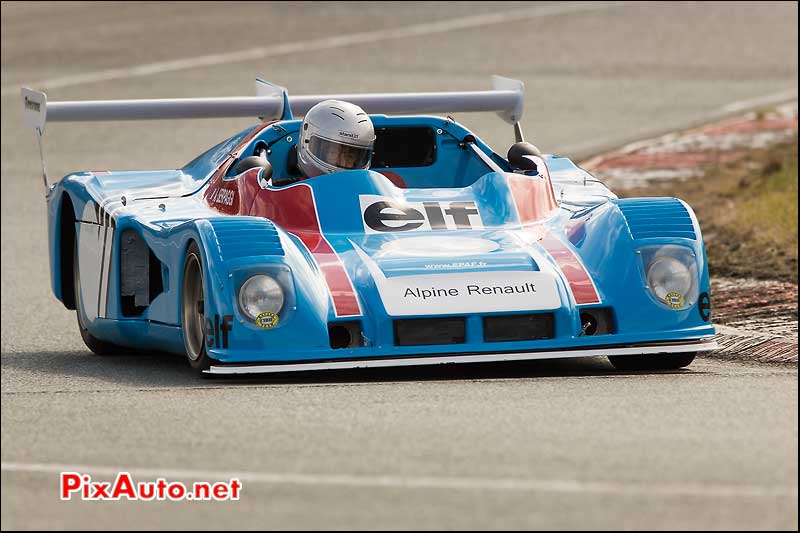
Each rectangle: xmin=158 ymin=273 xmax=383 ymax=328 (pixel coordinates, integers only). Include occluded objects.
xmin=1 ymin=1 xmax=798 ymax=530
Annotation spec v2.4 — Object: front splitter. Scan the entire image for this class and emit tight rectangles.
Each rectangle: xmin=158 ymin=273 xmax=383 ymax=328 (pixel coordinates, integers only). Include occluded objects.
xmin=205 ymin=338 xmax=718 ymax=375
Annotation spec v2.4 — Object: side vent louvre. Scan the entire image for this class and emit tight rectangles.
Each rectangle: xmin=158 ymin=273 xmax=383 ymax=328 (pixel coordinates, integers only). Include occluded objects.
xmin=120 ymin=229 xmax=164 ymax=317
xmin=615 ymin=198 xmax=696 ymax=240
xmin=210 ymin=218 xmax=284 ymax=259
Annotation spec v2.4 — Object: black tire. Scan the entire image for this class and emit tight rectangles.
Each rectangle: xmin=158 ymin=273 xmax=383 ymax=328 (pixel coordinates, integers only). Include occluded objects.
xmin=607 ymin=352 xmax=696 ymax=371
xmin=181 ymin=241 xmax=213 ymax=372
xmin=73 ymin=239 xmax=119 ymax=355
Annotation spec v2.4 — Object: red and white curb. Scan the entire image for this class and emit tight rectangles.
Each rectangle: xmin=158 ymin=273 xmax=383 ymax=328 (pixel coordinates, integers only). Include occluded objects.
xmin=708 ymin=278 xmax=797 ymax=365
xmin=713 ymin=325 xmax=797 ymax=365
xmin=582 ymin=101 xmax=798 ymax=188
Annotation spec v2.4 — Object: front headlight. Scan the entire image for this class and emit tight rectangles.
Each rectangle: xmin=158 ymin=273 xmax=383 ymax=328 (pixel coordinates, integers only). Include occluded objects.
xmin=647 ymin=256 xmax=692 ymax=301
xmin=238 ymin=275 xmax=285 ymax=320
xmin=640 ymin=245 xmax=698 ymax=310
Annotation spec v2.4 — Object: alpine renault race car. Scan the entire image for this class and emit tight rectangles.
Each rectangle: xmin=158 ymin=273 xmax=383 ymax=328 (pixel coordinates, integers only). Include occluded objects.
xmin=22 ymin=76 xmax=716 ymax=375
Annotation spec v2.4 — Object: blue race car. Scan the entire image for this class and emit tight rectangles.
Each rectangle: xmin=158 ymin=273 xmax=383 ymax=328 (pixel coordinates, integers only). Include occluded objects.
xmin=22 ymin=77 xmax=716 ymax=375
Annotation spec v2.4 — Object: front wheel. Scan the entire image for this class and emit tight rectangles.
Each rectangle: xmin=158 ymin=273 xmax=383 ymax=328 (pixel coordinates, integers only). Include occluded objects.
xmin=607 ymin=352 xmax=696 ymax=371
xmin=181 ymin=241 xmax=213 ymax=372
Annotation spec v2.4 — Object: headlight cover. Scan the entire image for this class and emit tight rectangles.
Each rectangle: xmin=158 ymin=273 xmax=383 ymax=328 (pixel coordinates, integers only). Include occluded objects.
xmin=639 ymin=245 xmax=699 ymax=310
xmin=238 ymin=275 xmax=285 ymax=321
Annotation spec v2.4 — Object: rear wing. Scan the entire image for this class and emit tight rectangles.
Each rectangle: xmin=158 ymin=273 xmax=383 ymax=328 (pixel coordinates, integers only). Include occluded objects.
xmin=22 ymin=76 xmax=524 ymax=191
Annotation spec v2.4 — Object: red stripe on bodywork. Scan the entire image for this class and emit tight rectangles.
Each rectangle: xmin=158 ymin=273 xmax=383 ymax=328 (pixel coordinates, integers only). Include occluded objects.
xmin=377 ymin=170 xmax=407 ymax=188
xmin=203 ymin=123 xmax=360 ymax=316
xmin=249 ymin=183 xmax=361 ymax=317
xmin=204 ymin=123 xmax=274 ymax=214
xmin=506 ymin=158 xmax=599 ymax=305
xmin=506 ymin=158 xmax=559 ymax=224
xmin=234 ymin=122 xmax=274 ymax=157
xmin=540 ymin=234 xmax=601 ymax=305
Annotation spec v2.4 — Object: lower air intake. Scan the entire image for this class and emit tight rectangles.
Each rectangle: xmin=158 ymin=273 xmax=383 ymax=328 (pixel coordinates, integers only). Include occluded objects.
xmin=394 ymin=317 xmax=466 ymax=346
xmin=328 ymin=321 xmax=362 ymax=349
xmin=483 ymin=313 xmax=555 ymax=342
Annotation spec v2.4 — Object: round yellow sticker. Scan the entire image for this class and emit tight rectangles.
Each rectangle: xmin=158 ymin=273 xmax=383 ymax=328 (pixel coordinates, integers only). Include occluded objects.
xmin=664 ymin=291 xmax=685 ymax=309
xmin=255 ymin=311 xmax=279 ymax=329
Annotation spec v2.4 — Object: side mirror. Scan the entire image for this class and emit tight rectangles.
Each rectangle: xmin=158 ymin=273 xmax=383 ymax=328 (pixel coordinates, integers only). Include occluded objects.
xmin=234 ymin=155 xmax=273 ymax=181
xmin=507 ymin=142 xmax=542 ymax=172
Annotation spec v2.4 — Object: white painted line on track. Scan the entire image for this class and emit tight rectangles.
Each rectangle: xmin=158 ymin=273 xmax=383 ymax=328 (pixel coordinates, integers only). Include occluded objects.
xmin=1 ymin=1 xmax=630 ymax=97
xmin=559 ymin=89 xmax=798 ymax=156
xmin=720 ymin=89 xmax=799 ymax=113
xmin=2 ymin=462 xmax=796 ymax=499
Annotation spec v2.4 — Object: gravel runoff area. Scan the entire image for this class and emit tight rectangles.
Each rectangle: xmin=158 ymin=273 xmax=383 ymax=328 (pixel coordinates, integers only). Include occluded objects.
xmin=582 ymin=102 xmax=798 ymax=365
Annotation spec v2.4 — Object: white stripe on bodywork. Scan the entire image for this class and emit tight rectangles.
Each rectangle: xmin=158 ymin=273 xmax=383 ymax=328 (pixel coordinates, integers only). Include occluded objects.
xmin=96 ymin=223 xmax=109 ymax=318
xmin=206 ymin=340 xmax=718 ymax=375
xmin=77 ymin=198 xmax=118 ymax=320
xmin=77 ymin=202 xmax=103 ymax=321
xmin=98 ymin=224 xmax=114 ymax=318
xmin=97 ymin=197 xmax=123 ymax=318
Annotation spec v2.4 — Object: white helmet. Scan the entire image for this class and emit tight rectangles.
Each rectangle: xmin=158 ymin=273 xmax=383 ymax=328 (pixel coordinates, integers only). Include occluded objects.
xmin=297 ymin=100 xmax=376 ymax=177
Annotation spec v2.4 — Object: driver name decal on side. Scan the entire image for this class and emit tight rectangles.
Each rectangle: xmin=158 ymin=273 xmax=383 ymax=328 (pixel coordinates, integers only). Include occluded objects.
xmin=209 ymin=188 xmax=235 ymax=206
xmin=360 ymin=195 xmax=483 ymax=233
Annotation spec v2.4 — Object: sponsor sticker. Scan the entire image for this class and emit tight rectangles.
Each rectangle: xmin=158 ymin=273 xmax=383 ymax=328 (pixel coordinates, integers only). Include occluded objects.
xmin=255 ymin=311 xmax=280 ymax=329
xmin=698 ymin=292 xmax=711 ymax=321
xmin=664 ymin=291 xmax=685 ymax=309
xmin=360 ymin=195 xmax=483 ymax=233
xmin=24 ymin=97 xmax=41 ymax=112
xmin=205 ymin=315 xmax=233 ymax=349
xmin=423 ymin=261 xmax=489 ymax=270
xmin=375 ymin=271 xmax=561 ymax=316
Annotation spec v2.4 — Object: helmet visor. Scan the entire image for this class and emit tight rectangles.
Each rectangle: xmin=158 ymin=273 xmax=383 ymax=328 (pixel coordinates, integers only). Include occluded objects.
xmin=308 ymin=136 xmax=372 ymax=170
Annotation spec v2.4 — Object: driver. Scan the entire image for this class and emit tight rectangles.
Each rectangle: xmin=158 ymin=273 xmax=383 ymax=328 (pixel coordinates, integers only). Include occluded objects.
xmin=297 ymin=100 xmax=376 ymax=178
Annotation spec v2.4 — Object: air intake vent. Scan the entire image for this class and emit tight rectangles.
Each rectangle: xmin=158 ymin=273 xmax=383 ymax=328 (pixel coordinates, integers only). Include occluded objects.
xmin=394 ymin=317 xmax=466 ymax=346
xmin=483 ymin=313 xmax=554 ymax=342
xmin=329 ymin=321 xmax=363 ymax=349
xmin=210 ymin=218 xmax=283 ymax=259
xmin=615 ymin=198 xmax=696 ymax=240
